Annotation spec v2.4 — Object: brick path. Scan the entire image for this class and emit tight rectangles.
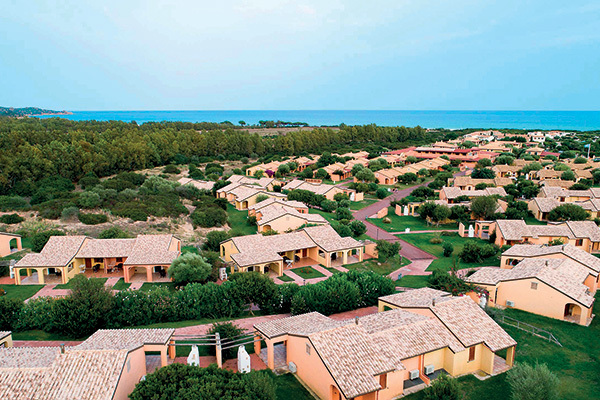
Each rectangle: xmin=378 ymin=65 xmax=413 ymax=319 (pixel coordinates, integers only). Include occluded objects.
xmin=25 ymin=284 xmax=70 ymax=302
xmin=388 ymin=259 xmax=433 ymax=280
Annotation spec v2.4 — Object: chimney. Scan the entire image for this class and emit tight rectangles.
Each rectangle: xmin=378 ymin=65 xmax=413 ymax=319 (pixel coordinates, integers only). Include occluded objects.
xmin=432 ymin=298 xmax=436 ymax=306
xmin=60 ymin=344 xmax=65 ymax=354
xmin=545 ymin=260 xmax=548 ymax=266
xmin=355 ymin=316 xmax=359 ymax=325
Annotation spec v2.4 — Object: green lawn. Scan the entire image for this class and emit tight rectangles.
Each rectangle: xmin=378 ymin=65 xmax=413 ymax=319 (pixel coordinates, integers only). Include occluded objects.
xmin=368 ymin=209 xmax=458 ymax=232
xmin=290 ymin=266 xmax=325 ymax=279
xmin=396 ymin=275 xmax=430 ymax=288
xmin=405 ymin=295 xmax=600 ymax=400
xmin=277 ymin=274 xmax=294 ymax=282
xmin=344 ymin=257 xmax=411 ymax=276
xmin=349 ymin=198 xmax=379 ymax=210
xmin=55 ymin=277 xmax=107 ymax=289
xmin=308 ymin=208 xmax=337 ymax=223
xmin=226 ymin=204 xmax=257 ymax=235
xmin=523 ymin=215 xmax=547 ymax=225
xmin=128 ymin=310 xmax=266 ymax=330
xmin=323 ymin=266 xmax=341 ymax=274
xmin=273 ymin=372 xmax=315 ymax=400
xmin=0 ymin=284 xmax=43 ymax=301
xmin=399 ymin=233 xmax=500 ymax=271
xmin=112 ymin=278 xmax=131 ymax=290
xmin=138 ymin=282 xmax=177 ymax=292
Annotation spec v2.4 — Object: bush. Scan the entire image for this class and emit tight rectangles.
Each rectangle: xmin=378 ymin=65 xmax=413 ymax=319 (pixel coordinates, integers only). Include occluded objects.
xmin=428 ymin=269 xmax=474 ymax=295
xmin=423 ymin=373 xmax=461 ymax=400
xmin=320 ymin=200 xmax=337 ymax=213
xmin=0 ymin=196 xmax=29 ymax=212
xmin=78 ymin=191 xmax=101 ymax=209
xmin=60 ymin=206 xmax=80 ymax=221
xmin=207 ymin=322 xmax=245 ymax=360
xmin=375 ymin=188 xmax=388 ymax=199
xmin=255 ymin=194 xmax=269 ymax=203
xmin=168 ymin=253 xmax=213 ymax=287
xmin=0 ymin=298 xmax=23 ymax=330
xmin=0 ymin=213 xmax=24 ymax=224
xmin=348 ymin=220 xmax=367 ymax=237
xmin=203 ymin=231 xmax=231 ymax=252
xmin=191 ymin=207 xmax=228 ymax=228
xmin=98 ymin=226 xmax=131 ymax=239
xmin=429 ymin=237 xmax=443 ymax=244
xmin=78 ymin=213 xmax=108 ymax=225
xmin=163 ymin=164 xmax=181 ymax=174
xmin=507 ymin=362 xmax=559 ymax=400
xmin=376 ymin=240 xmax=401 ymax=261
xmin=547 ymin=203 xmax=589 ymax=221
xmin=335 ymin=207 xmax=353 ymax=221
xmin=129 ymin=364 xmax=276 ymax=400
xmin=442 ymin=242 xmax=454 ymax=257
xmin=459 ymin=241 xmax=498 ymax=263
xmin=31 ymin=229 xmax=65 ymax=252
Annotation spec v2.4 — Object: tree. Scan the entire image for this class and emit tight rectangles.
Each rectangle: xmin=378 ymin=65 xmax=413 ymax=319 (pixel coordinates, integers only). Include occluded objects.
xmin=335 ymin=207 xmax=353 ymax=220
xmin=417 ymin=201 xmax=438 ymax=221
xmin=351 ymin=163 xmax=364 ymax=175
xmin=471 ymin=168 xmax=495 ymax=179
xmin=376 ymin=240 xmax=401 ymax=261
xmin=320 ymin=199 xmax=337 ymax=213
xmin=99 ymin=226 xmax=131 ymax=239
xmin=31 ymin=229 xmax=65 ymax=252
xmin=411 ymin=186 xmax=434 ymax=199
xmin=277 ymin=164 xmax=290 ymax=176
xmin=507 ymin=362 xmax=559 ymax=400
xmin=349 ymin=220 xmax=367 ymax=237
xmin=129 ymin=363 xmax=276 ymax=400
xmin=547 ymin=204 xmax=589 ymax=221
xmin=475 ymin=183 xmax=489 ymax=190
xmin=459 ymin=241 xmax=498 ymax=263
xmin=315 ymin=168 xmax=329 ymax=180
xmin=207 ymin=322 xmax=245 ymax=360
xmin=431 ymin=205 xmax=451 ymax=226
xmin=78 ymin=191 xmax=101 ymax=209
xmin=505 ymin=201 xmax=530 ymax=219
xmin=470 ymin=196 xmax=498 ymax=220
xmin=355 ymin=168 xmax=376 ymax=183
xmin=255 ymin=194 xmax=269 ymax=203
xmin=376 ymin=188 xmax=388 ymax=199
xmin=334 ymin=192 xmax=350 ymax=202
xmin=442 ymin=242 xmax=454 ymax=257
xmin=423 ymin=373 xmax=461 ymax=400
xmin=476 ymin=158 xmax=492 ymax=168
xmin=253 ymin=170 xmax=264 ymax=178
xmin=560 ymin=170 xmax=576 ymax=181
xmin=574 ymin=156 xmax=587 ymax=164
xmin=400 ymin=173 xmax=417 ymax=184
xmin=239 ymin=120 xmax=246 ymax=126
xmin=494 ymin=155 xmax=515 ymax=165
xmin=168 ymin=253 xmax=212 ymax=286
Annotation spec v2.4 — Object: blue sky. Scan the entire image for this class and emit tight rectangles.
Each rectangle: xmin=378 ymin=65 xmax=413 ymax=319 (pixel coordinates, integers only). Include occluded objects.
xmin=1 ymin=1 xmax=599 ymax=110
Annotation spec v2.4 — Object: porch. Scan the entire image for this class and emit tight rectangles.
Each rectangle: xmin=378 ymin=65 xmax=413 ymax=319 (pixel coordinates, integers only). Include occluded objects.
xmin=19 ymin=269 xmax=64 ymax=285
xmin=124 ymin=265 xmax=171 ymax=283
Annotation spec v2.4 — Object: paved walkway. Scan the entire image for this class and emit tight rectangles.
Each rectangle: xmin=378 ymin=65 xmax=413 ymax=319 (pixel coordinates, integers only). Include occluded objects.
xmin=392 ymin=229 xmax=459 ymax=235
xmin=388 ymin=259 xmax=433 ymax=280
xmin=25 ymin=284 xmax=70 ymax=302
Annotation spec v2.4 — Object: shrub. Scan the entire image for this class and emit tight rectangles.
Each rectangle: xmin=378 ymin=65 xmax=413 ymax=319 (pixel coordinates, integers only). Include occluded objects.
xmin=430 ymin=237 xmax=443 ymax=244
xmin=320 ymin=200 xmax=337 ymax=213
xmin=0 ymin=298 xmax=23 ymax=330
xmin=255 ymin=194 xmax=269 ymax=203
xmin=423 ymin=373 xmax=461 ymax=400
xmin=191 ymin=207 xmax=228 ymax=228
xmin=98 ymin=226 xmax=131 ymax=239
xmin=78 ymin=213 xmax=108 ymax=225
xmin=203 ymin=231 xmax=231 ymax=252
xmin=31 ymin=229 xmax=65 ymax=252
xmin=375 ymin=188 xmax=388 ymax=199
xmin=78 ymin=191 xmax=101 ymax=209
xmin=163 ymin=164 xmax=181 ymax=174
xmin=207 ymin=322 xmax=245 ymax=360
xmin=459 ymin=241 xmax=498 ymax=263
xmin=0 ymin=213 xmax=24 ymax=224
xmin=60 ymin=206 xmax=80 ymax=221
xmin=382 ymin=217 xmax=391 ymax=224
xmin=0 ymin=196 xmax=29 ymax=212
xmin=442 ymin=242 xmax=454 ymax=257
xmin=428 ymin=269 xmax=474 ymax=295
xmin=335 ymin=207 xmax=353 ymax=221
xmin=507 ymin=362 xmax=559 ymax=400
xmin=168 ymin=253 xmax=213 ymax=287
xmin=376 ymin=240 xmax=401 ymax=261
xmin=348 ymin=220 xmax=367 ymax=237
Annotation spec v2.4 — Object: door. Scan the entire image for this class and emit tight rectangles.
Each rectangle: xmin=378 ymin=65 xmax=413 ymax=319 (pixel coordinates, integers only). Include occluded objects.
xmin=302 ymin=249 xmax=308 ymax=258
xmin=85 ymin=258 xmax=92 ymax=269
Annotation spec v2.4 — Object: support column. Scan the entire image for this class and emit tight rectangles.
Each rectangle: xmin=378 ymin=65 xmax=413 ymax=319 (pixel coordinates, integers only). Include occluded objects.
xmin=325 ymin=253 xmax=331 ymax=268
xmin=507 ymin=346 xmax=515 ymax=367
xmin=342 ymin=250 xmax=348 ymax=265
xmin=254 ymin=334 xmax=261 ymax=356
xmin=358 ymin=247 xmax=363 ymax=262
xmin=215 ymin=332 xmax=223 ymax=368
xmin=27 ymin=268 xmax=32 ymax=276
xmin=61 ymin=267 xmax=67 ymax=284
xmin=37 ymin=269 xmax=45 ymax=284
xmin=160 ymin=348 xmax=168 ymax=367
xmin=146 ymin=266 xmax=153 ymax=282
xmin=168 ymin=340 xmax=176 ymax=359
xmin=15 ymin=269 xmax=21 ymax=285
xmin=266 ymin=340 xmax=275 ymax=369
xmin=124 ymin=267 xmax=130 ymax=283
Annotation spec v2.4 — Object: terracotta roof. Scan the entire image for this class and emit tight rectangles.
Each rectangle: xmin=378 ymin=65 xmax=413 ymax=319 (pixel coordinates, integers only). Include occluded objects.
xmin=227 ymin=174 xmax=276 ymax=188
xmin=124 ymin=235 xmax=180 ymax=265
xmin=0 ymin=347 xmax=59 ymax=368
xmin=467 ymin=259 xmax=595 ymax=307
xmin=495 ymin=220 xmax=600 ymax=242
xmin=254 ymin=312 xmax=348 ymax=338
xmin=257 ymin=204 xmax=327 ymax=226
xmin=451 ymin=176 xmax=512 ymax=188
xmin=76 ymin=238 xmax=135 ymax=258
xmin=248 ymin=198 xmax=307 ymax=212
xmin=16 ymin=236 xmax=87 ymax=268
xmin=502 ymin=244 xmax=600 ymax=273
xmin=76 ymin=328 xmax=174 ymax=351
xmin=441 ymin=186 xmax=507 ymax=199
xmin=530 ymin=197 xmax=560 ymax=213
xmin=0 ymin=331 xmax=10 ymax=341
xmin=301 ymin=225 xmax=362 ymax=252
xmin=379 ymin=288 xmax=452 ymax=308
xmin=281 ymin=179 xmax=347 ymax=196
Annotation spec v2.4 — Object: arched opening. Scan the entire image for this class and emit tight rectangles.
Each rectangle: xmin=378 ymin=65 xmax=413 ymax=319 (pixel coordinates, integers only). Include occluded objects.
xmin=9 ymin=238 xmax=19 ymax=251
xmin=242 ymin=201 xmax=248 ymax=209
xmin=564 ymin=303 xmax=582 ymax=321
xmin=262 ymin=224 xmax=271 ymax=232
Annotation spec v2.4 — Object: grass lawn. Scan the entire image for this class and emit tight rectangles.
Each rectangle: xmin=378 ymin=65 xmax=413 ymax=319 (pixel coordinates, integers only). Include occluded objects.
xmin=277 ymin=274 xmax=294 ymax=282
xmin=345 ymin=257 xmax=411 ymax=276
xmin=396 ymin=275 xmax=430 ymax=288
xmin=128 ymin=310 xmax=267 ymax=330
xmin=0 ymin=284 xmax=43 ymax=301
xmin=368 ymin=209 xmax=458 ymax=232
xmin=524 ymin=215 xmax=547 ymax=225
xmin=138 ymin=282 xmax=177 ymax=292
xmin=181 ymin=245 xmax=199 ymax=254
xmin=55 ymin=277 xmax=107 ymax=289
xmin=226 ymin=203 xmax=257 ymax=235
xmin=323 ymin=266 xmax=341 ymax=274
xmin=112 ymin=278 xmax=131 ymax=290
xmin=273 ymin=373 xmax=315 ymax=400
xmin=405 ymin=295 xmax=600 ymax=400
xmin=308 ymin=208 xmax=337 ymax=223
xmin=349 ymin=198 xmax=379 ymax=210
xmin=290 ymin=266 xmax=326 ymax=279
xmin=399 ymin=233 xmax=500 ymax=271
xmin=0 ymin=249 xmax=31 ymax=261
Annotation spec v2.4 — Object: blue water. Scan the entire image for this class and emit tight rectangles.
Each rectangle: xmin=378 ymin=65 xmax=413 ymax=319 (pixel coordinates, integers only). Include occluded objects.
xmin=41 ymin=110 xmax=600 ymax=130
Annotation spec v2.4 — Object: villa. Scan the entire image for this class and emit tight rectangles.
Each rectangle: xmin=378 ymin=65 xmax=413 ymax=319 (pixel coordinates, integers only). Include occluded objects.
xmin=0 ymin=329 xmax=174 ymax=400
xmin=448 ymin=176 xmax=512 ymax=190
xmin=220 ymin=225 xmax=369 ymax=276
xmin=282 ymin=179 xmax=363 ymax=202
xmin=216 ymin=181 xmax=287 ymax=210
xmin=227 ymin=174 xmax=281 ymax=191
xmin=439 ymin=186 xmax=507 ymax=203
xmin=0 ymin=232 xmax=21 ymax=257
xmin=252 ymin=203 xmax=328 ymax=233
xmin=14 ymin=234 xmax=181 ymax=285
xmin=528 ymin=197 xmax=599 ymax=221
xmin=254 ymin=288 xmax=515 ymax=400
xmin=491 ymin=219 xmax=600 ymax=252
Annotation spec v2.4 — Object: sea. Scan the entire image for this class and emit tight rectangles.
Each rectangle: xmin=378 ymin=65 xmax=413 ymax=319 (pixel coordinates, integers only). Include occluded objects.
xmin=39 ymin=110 xmax=600 ymax=131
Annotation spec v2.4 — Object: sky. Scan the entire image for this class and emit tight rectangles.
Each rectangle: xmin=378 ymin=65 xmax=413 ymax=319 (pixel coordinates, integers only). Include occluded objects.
xmin=1 ymin=1 xmax=599 ymax=111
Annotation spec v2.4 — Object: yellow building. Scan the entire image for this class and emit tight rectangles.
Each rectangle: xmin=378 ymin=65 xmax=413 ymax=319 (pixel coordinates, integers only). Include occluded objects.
xmin=220 ymin=225 xmax=365 ymax=276
xmin=254 ymin=289 xmax=515 ymax=400
xmin=14 ymin=235 xmax=181 ymax=285
xmin=0 ymin=329 xmax=174 ymax=400
xmin=0 ymin=331 xmax=12 ymax=348
xmin=254 ymin=203 xmax=328 ymax=233
xmin=282 ymin=179 xmax=363 ymax=201
xmin=216 ymin=181 xmax=287 ymax=210
xmin=0 ymin=232 xmax=21 ymax=258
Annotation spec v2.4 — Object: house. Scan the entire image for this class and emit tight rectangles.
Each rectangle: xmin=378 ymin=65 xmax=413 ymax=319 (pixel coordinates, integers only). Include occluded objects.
xmin=500 ymin=243 xmax=600 ymax=276
xmin=0 ymin=331 xmax=12 ymax=348
xmin=538 ymin=187 xmax=600 ymax=202
xmin=220 ymin=225 xmax=367 ymax=276
xmin=14 ymin=235 xmax=181 ymax=285
xmin=528 ymin=197 xmax=600 ymax=220
xmin=527 ymin=131 xmax=546 ymax=143
xmin=0 ymin=232 xmax=21 ymax=258
xmin=282 ymin=179 xmax=363 ymax=201
xmin=227 ymin=174 xmax=280 ymax=191
xmin=439 ymin=186 xmax=507 ymax=203
xmin=492 ymin=219 xmax=600 ymax=252
xmin=216 ymin=182 xmax=287 ymax=210
xmin=525 ymin=146 xmax=545 ymax=156
xmin=373 ymin=157 xmax=449 ymax=185
xmin=0 ymin=329 xmax=174 ymax=400
xmin=492 ymin=164 xmax=521 ymax=178
xmin=177 ymin=177 xmax=215 ymax=191
xmin=247 ymin=198 xmax=308 ymax=216
xmin=245 ymin=161 xmax=285 ymax=177
xmin=253 ymin=289 xmax=515 ymax=400
xmin=466 ymin=257 xmax=595 ymax=326
xmin=254 ymin=203 xmax=328 ymax=233
xmin=448 ymin=176 xmax=512 ymax=190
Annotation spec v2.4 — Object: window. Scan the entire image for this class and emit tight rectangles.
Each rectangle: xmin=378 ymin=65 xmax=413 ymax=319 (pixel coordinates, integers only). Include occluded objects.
xmin=379 ymin=373 xmax=387 ymax=388
xmin=576 ymin=239 xmax=584 ymax=247
xmin=468 ymin=346 xmax=476 ymax=362
xmin=531 ymin=282 xmax=538 ymax=290
xmin=306 ymin=343 xmax=311 ymax=355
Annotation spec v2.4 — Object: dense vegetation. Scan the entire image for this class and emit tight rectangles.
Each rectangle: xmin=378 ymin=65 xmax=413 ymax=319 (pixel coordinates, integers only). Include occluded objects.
xmin=0 ymin=106 xmax=68 ymax=117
